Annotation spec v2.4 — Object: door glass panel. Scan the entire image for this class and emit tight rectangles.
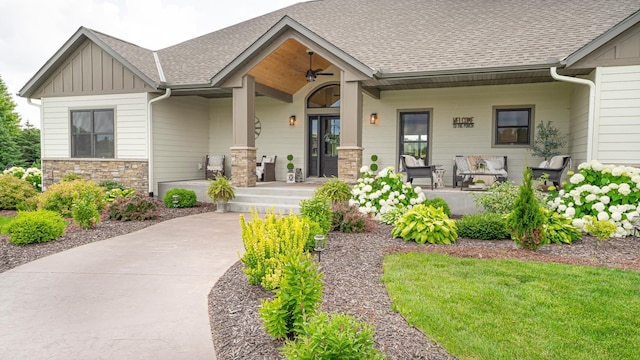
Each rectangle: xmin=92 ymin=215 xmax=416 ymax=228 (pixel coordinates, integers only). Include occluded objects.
xmin=311 ymin=119 xmax=318 ymax=157
xmin=324 ymin=118 xmax=340 ymax=157
xmin=399 ymin=112 xmax=429 ymax=163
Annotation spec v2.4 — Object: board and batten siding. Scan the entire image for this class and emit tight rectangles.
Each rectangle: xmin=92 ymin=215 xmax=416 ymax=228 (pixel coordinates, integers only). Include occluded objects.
xmin=41 ymin=93 xmax=148 ymax=159
xmin=153 ymin=96 xmax=209 ymax=193
xmin=361 ymin=82 xmax=572 ymax=185
xmin=593 ymin=65 xmax=640 ymax=165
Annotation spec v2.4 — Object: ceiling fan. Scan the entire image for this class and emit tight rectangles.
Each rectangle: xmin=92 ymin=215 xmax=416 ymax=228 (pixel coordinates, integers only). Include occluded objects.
xmin=305 ymin=50 xmax=333 ymax=82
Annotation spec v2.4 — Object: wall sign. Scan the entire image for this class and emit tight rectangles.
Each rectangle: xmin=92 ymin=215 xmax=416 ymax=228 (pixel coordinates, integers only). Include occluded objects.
xmin=452 ymin=117 xmax=474 ymax=128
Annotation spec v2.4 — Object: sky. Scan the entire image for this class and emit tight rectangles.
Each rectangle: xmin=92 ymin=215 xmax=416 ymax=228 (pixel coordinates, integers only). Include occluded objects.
xmin=0 ymin=0 xmax=303 ymax=128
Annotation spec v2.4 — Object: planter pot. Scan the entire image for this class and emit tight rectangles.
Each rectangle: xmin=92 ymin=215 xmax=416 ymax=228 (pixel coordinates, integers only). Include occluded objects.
xmin=216 ymin=201 xmax=228 ymax=213
xmin=286 ymin=171 xmax=295 ymax=183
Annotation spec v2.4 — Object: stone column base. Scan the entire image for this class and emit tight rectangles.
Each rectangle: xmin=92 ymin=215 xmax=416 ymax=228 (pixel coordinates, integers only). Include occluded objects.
xmin=337 ymin=146 xmax=363 ymax=184
xmin=230 ymin=147 xmax=257 ymax=187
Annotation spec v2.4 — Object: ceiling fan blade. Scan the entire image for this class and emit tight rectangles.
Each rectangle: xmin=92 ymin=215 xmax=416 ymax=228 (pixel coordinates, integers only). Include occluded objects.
xmin=317 ymin=72 xmax=334 ymax=76
xmin=313 ymin=68 xmax=324 ymax=73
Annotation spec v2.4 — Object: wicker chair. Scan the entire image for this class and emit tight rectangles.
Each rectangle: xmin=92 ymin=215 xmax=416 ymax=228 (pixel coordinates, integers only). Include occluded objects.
xmin=256 ymin=155 xmax=277 ymax=182
xmin=528 ymin=155 xmax=571 ymax=187
xmin=401 ymin=155 xmax=436 ymax=190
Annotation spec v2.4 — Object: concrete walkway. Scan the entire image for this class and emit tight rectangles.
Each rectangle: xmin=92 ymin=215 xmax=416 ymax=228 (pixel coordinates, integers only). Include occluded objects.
xmin=0 ymin=212 xmax=244 ymax=360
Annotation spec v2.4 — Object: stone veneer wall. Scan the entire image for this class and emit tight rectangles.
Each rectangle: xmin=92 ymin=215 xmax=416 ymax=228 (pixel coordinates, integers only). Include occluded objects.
xmin=338 ymin=147 xmax=363 ymax=184
xmin=230 ymin=147 xmax=257 ymax=187
xmin=42 ymin=159 xmax=149 ymax=194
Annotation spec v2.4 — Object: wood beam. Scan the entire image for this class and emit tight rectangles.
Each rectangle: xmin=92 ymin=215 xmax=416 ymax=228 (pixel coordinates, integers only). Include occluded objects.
xmin=255 ymin=82 xmax=293 ymax=103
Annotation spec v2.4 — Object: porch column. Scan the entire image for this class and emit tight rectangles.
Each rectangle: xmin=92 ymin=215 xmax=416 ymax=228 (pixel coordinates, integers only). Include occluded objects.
xmin=230 ymin=75 xmax=257 ymax=187
xmin=338 ymin=76 xmax=363 ymax=184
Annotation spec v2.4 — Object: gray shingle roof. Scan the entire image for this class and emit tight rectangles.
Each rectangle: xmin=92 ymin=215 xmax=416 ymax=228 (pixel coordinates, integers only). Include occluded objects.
xmin=107 ymin=0 xmax=640 ymax=86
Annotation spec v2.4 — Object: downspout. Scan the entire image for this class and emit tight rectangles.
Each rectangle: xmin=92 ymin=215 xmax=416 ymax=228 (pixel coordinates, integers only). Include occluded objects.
xmin=550 ymin=67 xmax=596 ymax=161
xmin=26 ymin=98 xmax=44 ymax=190
xmin=147 ymin=88 xmax=171 ymax=197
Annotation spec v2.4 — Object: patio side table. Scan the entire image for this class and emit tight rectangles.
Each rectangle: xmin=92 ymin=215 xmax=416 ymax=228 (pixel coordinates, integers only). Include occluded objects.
xmin=434 ymin=168 xmax=446 ymax=188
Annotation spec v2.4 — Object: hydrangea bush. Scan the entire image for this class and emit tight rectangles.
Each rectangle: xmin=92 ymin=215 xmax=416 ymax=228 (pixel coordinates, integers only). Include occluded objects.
xmin=3 ymin=166 xmax=42 ymax=192
xmin=547 ymin=160 xmax=640 ymax=237
xmin=349 ymin=166 xmax=426 ymax=217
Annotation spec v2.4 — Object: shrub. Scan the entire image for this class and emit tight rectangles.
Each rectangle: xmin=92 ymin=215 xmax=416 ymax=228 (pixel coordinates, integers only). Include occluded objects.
xmin=506 ymin=168 xmax=548 ymax=250
xmin=37 ymin=179 xmax=106 ymax=217
xmin=61 ymin=173 xmax=83 ymax=182
xmin=351 ymin=166 xmax=426 ymax=217
xmin=547 ymin=160 xmax=640 ymax=237
xmin=474 ymin=180 xmax=547 ymax=214
xmin=424 ymin=197 xmax=451 ymax=217
xmin=380 ymin=204 xmax=409 ymax=225
xmin=280 ymin=312 xmax=384 ymax=360
xmin=6 ymin=210 xmax=66 ymax=245
xmin=99 ymin=180 xmax=126 ymax=191
xmin=239 ymin=211 xmax=309 ymax=290
xmin=4 ymin=167 xmax=42 ymax=192
xmin=104 ymin=193 xmax=158 ymax=221
xmin=370 ymin=154 xmax=379 ymax=172
xmin=585 ymin=218 xmax=617 ymax=242
xmin=72 ymin=197 xmax=101 ymax=230
xmin=163 ymin=188 xmax=197 ymax=208
xmin=543 ymin=209 xmax=582 ymax=244
xmin=0 ymin=174 xmax=38 ymax=210
xmin=456 ymin=213 xmax=509 ymax=240
xmin=392 ymin=204 xmax=457 ymax=244
xmin=104 ymin=188 xmax=136 ymax=203
xmin=260 ymin=252 xmax=324 ymax=340
xmin=331 ymin=201 xmax=376 ymax=233
xmin=299 ymin=196 xmax=332 ymax=235
xmin=314 ymin=177 xmax=352 ymax=203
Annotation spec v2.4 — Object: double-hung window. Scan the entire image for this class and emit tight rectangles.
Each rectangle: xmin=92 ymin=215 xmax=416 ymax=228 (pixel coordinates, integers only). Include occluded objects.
xmin=71 ymin=109 xmax=115 ymax=158
xmin=493 ymin=106 xmax=534 ymax=146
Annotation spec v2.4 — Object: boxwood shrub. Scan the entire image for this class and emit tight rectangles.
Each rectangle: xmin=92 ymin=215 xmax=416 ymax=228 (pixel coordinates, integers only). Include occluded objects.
xmin=0 ymin=174 xmax=38 ymax=210
xmin=6 ymin=210 xmax=66 ymax=245
xmin=163 ymin=188 xmax=197 ymax=208
xmin=456 ymin=213 xmax=509 ymax=240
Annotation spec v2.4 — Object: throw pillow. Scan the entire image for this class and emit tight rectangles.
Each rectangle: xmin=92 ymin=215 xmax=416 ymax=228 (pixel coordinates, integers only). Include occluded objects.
xmin=548 ymin=156 xmax=565 ymax=169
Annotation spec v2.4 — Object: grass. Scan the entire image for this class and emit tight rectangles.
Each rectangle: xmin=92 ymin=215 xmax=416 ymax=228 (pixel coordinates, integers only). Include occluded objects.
xmin=0 ymin=216 xmax=14 ymax=234
xmin=383 ymin=252 xmax=640 ymax=360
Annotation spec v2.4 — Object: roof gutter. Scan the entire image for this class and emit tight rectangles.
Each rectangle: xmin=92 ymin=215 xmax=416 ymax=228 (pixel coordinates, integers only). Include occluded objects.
xmin=374 ymin=63 xmax=555 ymax=80
xmin=147 ymin=88 xmax=171 ymax=197
xmin=550 ymin=67 xmax=595 ymax=161
xmin=26 ymin=98 xmax=44 ymax=190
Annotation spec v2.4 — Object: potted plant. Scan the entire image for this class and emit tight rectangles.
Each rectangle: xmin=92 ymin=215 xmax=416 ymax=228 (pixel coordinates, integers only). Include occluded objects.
xmin=207 ymin=175 xmax=236 ymax=212
xmin=530 ymin=120 xmax=566 ymax=160
xmin=286 ymin=154 xmax=295 ymax=183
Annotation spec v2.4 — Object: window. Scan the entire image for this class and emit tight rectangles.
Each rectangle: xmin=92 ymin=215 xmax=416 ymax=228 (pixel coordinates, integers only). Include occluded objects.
xmin=307 ymin=84 xmax=340 ymax=108
xmin=71 ymin=109 xmax=114 ymax=158
xmin=399 ymin=111 xmax=430 ymax=163
xmin=493 ymin=106 xmax=533 ymax=146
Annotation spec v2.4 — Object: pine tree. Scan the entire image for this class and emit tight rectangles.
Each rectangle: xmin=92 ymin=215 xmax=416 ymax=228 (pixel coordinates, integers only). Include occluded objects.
xmin=17 ymin=121 xmax=41 ymax=167
xmin=506 ymin=168 xmax=548 ymax=250
xmin=0 ymin=74 xmax=22 ymax=169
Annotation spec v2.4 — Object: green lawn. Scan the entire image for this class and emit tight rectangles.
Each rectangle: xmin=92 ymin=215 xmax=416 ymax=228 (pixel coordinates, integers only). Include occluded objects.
xmin=0 ymin=216 xmax=14 ymax=234
xmin=383 ymin=252 xmax=640 ymax=360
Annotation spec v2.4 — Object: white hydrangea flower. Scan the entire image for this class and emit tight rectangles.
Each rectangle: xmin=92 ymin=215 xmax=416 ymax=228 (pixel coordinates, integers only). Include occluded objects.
xmin=558 ymin=204 xmax=567 ymax=212
xmin=591 ymin=161 xmax=605 ymax=171
xmin=399 ymin=194 xmax=406 ymax=200
xmin=572 ymin=218 xmax=585 ymax=229
xmin=597 ymin=212 xmax=610 ymax=221
xmin=360 ymin=165 xmax=370 ymax=173
xmin=565 ymin=207 xmax=576 ymax=217
xmin=608 ymin=183 xmax=619 ymax=189
xmin=569 ymin=173 xmax=585 ymax=184
xmin=626 ymin=211 xmax=638 ymax=221
xmin=592 ymin=202 xmax=605 ymax=212
xmin=618 ymin=183 xmax=631 ymax=196
xmin=600 ymin=195 xmax=610 ymax=204
xmin=348 ymin=199 xmax=358 ymax=206
xmin=585 ymin=194 xmax=597 ymax=202
xmin=409 ymin=198 xmax=417 ymax=205
xmin=414 ymin=186 xmax=422 ymax=193
xmin=364 ymin=184 xmax=373 ymax=192
xmin=622 ymin=220 xmax=633 ymax=230
xmin=611 ymin=212 xmax=622 ymax=221
xmin=611 ymin=167 xmax=624 ymax=177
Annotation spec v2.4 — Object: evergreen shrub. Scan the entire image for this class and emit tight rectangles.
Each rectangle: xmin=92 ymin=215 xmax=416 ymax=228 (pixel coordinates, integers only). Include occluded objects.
xmin=163 ymin=188 xmax=197 ymax=208
xmin=6 ymin=210 xmax=66 ymax=245
xmin=456 ymin=213 xmax=509 ymax=240
xmin=506 ymin=168 xmax=548 ymax=250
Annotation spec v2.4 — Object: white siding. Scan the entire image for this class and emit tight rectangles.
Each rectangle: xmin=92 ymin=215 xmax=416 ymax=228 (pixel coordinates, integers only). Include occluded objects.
xmin=568 ymin=72 xmax=594 ymax=167
xmin=362 ymin=82 xmax=572 ymax=185
xmin=41 ymin=93 xmax=148 ymax=159
xmin=153 ymin=96 xmax=209 ymax=192
xmin=594 ymin=65 xmax=640 ymax=165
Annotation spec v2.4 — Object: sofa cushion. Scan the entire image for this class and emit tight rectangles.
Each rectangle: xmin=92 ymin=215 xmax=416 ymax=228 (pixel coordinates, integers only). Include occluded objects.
xmin=538 ymin=160 xmax=549 ymax=168
xmin=403 ymin=155 xmax=417 ymax=167
xmin=455 ymin=157 xmax=471 ymax=173
xmin=548 ymin=156 xmax=565 ymax=169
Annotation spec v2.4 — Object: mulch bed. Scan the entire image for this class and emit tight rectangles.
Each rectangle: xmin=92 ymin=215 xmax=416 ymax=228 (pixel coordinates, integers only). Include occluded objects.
xmin=208 ymin=224 xmax=640 ymax=360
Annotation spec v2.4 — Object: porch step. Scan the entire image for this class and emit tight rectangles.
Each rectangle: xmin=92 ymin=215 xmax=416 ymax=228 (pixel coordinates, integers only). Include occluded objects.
xmin=157 ymin=180 xmax=317 ymax=214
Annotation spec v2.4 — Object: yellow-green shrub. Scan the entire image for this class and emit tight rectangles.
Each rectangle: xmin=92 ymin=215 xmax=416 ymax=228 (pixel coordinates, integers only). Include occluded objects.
xmin=0 ymin=174 xmax=38 ymax=210
xmin=239 ymin=210 xmax=310 ymax=290
xmin=37 ymin=179 xmax=106 ymax=217
xmin=6 ymin=210 xmax=66 ymax=245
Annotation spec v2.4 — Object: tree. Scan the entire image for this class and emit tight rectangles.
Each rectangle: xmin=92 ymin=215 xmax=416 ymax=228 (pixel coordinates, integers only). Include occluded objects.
xmin=530 ymin=121 xmax=566 ymax=160
xmin=0 ymin=74 xmax=22 ymax=169
xmin=17 ymin=121 xmax=41 ymax=167
xmin=506 ymin=168 xmax=548 ymax=251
